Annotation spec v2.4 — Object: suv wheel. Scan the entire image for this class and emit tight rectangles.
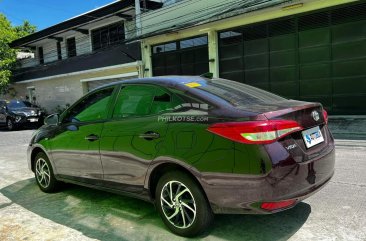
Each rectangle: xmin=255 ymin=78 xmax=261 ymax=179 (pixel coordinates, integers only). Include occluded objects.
xmin=34 ymin=152 xmax=59 ymax=193
xmin=6 ymin=118 xmax=14 ymax=131
xmin=155 ymin=171 xmax=213 ymax=237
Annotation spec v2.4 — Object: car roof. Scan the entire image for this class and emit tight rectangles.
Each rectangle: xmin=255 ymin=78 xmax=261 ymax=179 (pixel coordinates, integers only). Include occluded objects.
xmin=100 ymin=76 xmax=209 ymax=89
xmin=0 ymin=99 xmax=30 ymax=105
xmin=1 ymin=99 xmax=26 ymax=102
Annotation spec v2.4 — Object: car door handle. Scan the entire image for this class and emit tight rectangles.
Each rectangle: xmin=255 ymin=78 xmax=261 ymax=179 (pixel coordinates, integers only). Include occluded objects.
xmin=85 ymin=134 xmax=99 ymax=142
xmin=139 ymin=131 xmax=160 ymax=140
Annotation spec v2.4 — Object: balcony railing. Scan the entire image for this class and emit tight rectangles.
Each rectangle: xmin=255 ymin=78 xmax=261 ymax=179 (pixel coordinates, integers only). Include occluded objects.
xmin=12 ymin=43 xmax=140 ymax=83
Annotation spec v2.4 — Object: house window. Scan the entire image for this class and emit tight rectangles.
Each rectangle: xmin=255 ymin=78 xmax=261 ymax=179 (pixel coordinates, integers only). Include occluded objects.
xmin=57 ymin=41 xmax=62 ymax=60
xmin=180 ymin=36 xmax=208 ymax=49
xmin=67 ymin=37 xmax=76 ymax=58
xmin=38 ymin=47 xmax=44 ymax=64
xmin=152 ymin=42 xmax=177 ymax=54
xmin=91 ymin=22 xmax=125 ymax=51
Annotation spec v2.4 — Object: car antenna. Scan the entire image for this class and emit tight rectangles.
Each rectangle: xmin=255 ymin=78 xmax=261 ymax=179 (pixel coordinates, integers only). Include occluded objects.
xmin=200 ymin=72 xmax=213 ymax=79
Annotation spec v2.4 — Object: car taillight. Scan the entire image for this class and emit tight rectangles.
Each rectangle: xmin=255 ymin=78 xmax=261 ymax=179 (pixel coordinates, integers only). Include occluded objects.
xmin=260 ymin=200 xmax=297 ymax=211
xmin=207 ymin=120 xmax=303 ymax=144
xmin=323 ymin=109 xmax=328 ymax=124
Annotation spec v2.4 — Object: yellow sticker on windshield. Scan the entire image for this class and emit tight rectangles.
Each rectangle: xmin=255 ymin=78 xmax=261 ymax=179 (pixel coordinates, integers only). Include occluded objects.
xmin=185 ymin=82 xmax=201 ymax=88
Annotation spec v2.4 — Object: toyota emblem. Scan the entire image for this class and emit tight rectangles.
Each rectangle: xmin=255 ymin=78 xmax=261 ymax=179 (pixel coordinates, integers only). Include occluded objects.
xmin=311 ymin=110 xmax=320 ymax=121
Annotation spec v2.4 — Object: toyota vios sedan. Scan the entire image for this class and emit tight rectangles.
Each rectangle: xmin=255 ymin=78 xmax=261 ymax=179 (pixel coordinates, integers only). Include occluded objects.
xmin=28 ymin=76 xmax=334 ymax=237
xmin=0 ymin=99 xmax=45 ymax=131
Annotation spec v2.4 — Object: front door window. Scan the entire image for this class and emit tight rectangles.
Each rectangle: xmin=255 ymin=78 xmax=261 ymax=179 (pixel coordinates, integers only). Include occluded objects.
xmin=64 ymin=87 xmax=114 ymax=123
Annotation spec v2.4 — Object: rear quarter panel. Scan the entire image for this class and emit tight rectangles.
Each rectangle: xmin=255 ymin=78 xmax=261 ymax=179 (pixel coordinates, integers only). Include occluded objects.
xmin=160 ymin=121 xmax=235 ymax=173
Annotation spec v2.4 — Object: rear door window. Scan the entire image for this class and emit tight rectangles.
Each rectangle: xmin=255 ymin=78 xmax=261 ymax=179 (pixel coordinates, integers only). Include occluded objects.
xmin=113 ymin=85 xmax=155 ymax=118
xmin=150 ymin=88 xmax=182 ymax=114
xmin=113 ymin=85 xmax=182 ymax=118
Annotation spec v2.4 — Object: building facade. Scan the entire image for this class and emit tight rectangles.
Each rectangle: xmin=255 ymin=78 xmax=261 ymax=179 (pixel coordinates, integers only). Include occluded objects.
xmin=136 ymin=0 xmax=365 ymax=115
xmin=8 ymin=0 xmax=162 ymax=112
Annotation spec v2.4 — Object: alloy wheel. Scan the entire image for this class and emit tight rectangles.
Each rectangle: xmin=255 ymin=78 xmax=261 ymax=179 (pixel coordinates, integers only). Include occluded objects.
xmin=35 ymin=158 xmax=51 ymax=188
xmin=160 ymin=180 xmax=197 ymax=229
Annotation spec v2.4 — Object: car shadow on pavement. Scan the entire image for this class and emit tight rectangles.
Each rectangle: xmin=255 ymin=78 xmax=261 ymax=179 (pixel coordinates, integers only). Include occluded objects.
xmin=0 ymin=178 xmax=311 ymax=241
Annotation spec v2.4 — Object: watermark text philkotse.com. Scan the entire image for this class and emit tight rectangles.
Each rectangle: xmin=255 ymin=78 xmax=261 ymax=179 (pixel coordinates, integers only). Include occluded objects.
xmin=157 ymin=103 xmax=209 ymax=122
xmin=158 ymin=115 xmax=209 ymax=122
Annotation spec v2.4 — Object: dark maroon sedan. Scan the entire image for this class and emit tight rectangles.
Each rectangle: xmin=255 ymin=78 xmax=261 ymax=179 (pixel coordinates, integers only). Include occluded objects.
xmin=28 ymin=76 xmax=334 ymax=237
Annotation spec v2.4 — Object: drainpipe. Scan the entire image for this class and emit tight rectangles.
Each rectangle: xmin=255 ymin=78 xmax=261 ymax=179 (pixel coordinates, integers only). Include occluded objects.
xmin=208 ymin=30 xmax=219 ymax=78
xmin=135 ymin=0 xmax=142 ymax=37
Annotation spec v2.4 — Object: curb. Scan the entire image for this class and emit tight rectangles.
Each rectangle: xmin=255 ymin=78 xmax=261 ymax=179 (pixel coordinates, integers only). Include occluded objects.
xmin=329 ymin=115 xmax=366 ymax=120
xmin=335 ymin=139 xmax=366 ymax=147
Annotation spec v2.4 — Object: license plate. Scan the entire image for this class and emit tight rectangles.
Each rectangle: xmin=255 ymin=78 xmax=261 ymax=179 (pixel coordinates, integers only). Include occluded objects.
xmin=302 ymin=126 xmax=324 ymax=148
xmin=29 ymin=118 xmax=38 ymax=122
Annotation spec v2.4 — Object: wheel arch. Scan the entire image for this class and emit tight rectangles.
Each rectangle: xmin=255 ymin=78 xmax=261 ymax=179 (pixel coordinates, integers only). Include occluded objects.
xmin=6 ymin=115 xmax=15 ymax=122
xmin=30 ymin=146 xmax=48 ymax=172
xmin=146 ymin=161 xmax=208 ymax=203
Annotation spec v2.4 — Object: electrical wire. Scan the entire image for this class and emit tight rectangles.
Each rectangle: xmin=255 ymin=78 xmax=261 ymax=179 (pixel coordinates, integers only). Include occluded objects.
xmin=15 ymin=0 xmax=279 ymax=74
xmin=17 ymin=0 xmax=246 ymax=64
xmin=14 ymin=0 xmax=289 ymax=76
xmin=131 ymin=0 xmax=285 ymax=38
xmin=18 ymin=0 xmax=242 ymax=48
xmin=127 ymin=0 xmax=290 ymax=41
xmin=127 ymin=0 xmax=247 ymax=36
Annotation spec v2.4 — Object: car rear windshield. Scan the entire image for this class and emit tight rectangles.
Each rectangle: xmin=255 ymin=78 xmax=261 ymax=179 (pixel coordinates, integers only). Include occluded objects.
xmin=195 ymin=78 xmax=287 ymax=106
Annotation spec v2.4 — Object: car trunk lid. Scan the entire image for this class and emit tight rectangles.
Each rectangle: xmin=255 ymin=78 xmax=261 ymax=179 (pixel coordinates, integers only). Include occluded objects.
xmin=261 ymin=101 xmax=325 ymax=129
xmin=255 ymin=100 xmax=331 ymax=160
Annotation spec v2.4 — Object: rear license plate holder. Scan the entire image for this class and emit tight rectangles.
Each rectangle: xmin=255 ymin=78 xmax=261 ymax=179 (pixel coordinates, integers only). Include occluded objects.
xmin=302 ymin=126 xmax=324 ymax=148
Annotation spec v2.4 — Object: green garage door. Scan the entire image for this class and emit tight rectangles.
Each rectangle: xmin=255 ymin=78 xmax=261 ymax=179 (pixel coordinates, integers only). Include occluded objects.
xmin=219 ymin=2 xmax=366 ymax=114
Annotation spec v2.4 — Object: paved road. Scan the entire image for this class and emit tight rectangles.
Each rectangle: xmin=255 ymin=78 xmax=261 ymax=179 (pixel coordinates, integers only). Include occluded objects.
xmin=0 ymin=129 xmax=365 ymax=241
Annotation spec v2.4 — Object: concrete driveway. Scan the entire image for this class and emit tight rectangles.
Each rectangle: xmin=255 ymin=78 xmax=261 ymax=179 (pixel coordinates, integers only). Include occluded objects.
xmin=0 ymin=128 xmax=365 ymax=241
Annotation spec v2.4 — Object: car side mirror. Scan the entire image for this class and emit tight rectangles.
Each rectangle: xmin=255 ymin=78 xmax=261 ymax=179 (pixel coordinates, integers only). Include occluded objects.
xmin=44 ymin=114 xmax=59 ymax=126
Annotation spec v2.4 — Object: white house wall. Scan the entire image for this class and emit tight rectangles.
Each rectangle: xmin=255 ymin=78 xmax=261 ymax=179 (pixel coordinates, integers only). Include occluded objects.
xmin=3 ymin=77 xmax=83 ymax=112
xmin=12 ymin=64 xmax=140 ymax=112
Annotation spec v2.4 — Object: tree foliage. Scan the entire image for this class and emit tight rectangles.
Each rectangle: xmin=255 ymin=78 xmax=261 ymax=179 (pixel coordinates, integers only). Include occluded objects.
xmin=0 ymin=14 xmax=36 ymax=93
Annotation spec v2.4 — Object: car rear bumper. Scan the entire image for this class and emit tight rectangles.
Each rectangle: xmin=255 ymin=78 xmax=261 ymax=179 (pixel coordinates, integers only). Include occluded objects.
xmin=198 ymin=146 xmax=335 ymax=214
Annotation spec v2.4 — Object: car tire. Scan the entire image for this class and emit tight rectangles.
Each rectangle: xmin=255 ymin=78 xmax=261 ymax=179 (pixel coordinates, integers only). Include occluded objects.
xmin=34 ymin=152 xmax=59 ymax=193
xmin=6 ymin=118 xmax=15 ymax=131
xmin=155 ymin=171 xmax=213 ymax=237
